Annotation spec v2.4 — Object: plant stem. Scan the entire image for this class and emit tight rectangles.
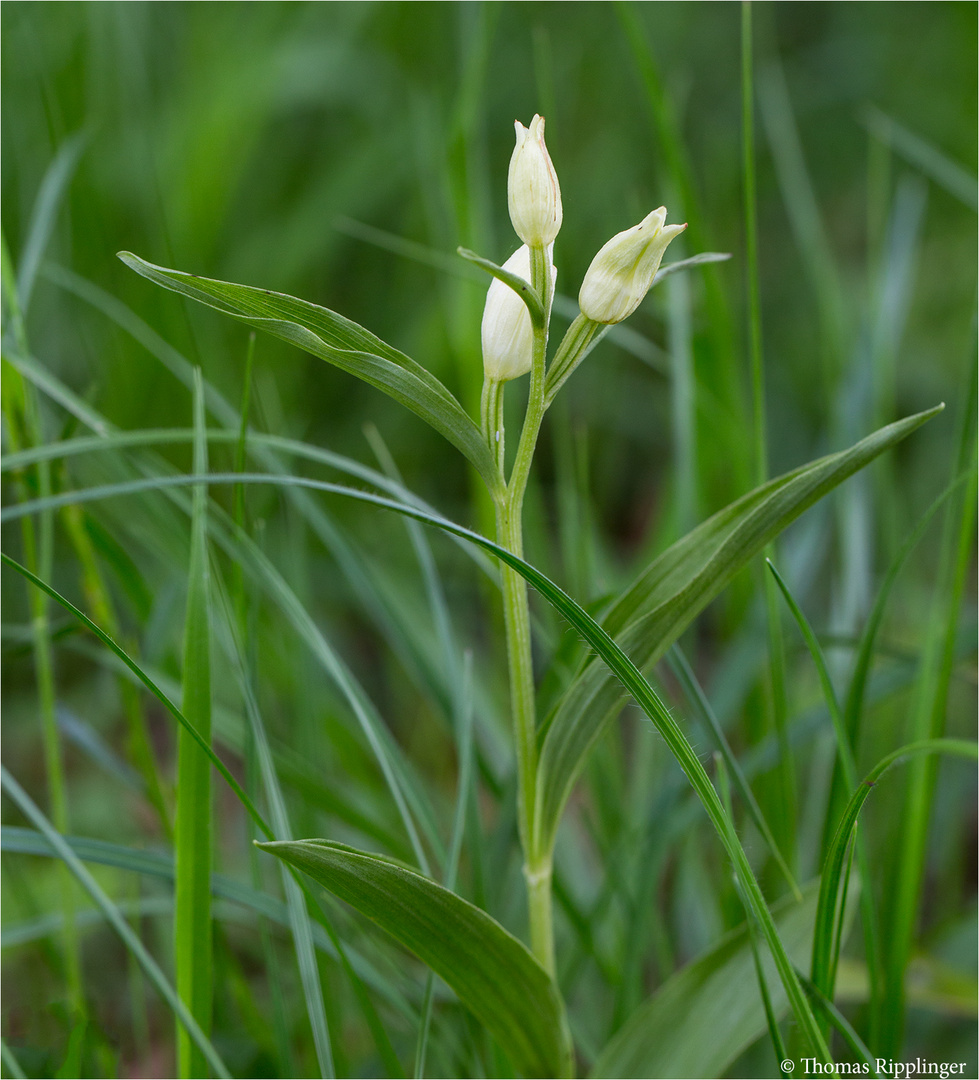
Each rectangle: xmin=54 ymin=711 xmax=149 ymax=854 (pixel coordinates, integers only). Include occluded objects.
xmin=489 ymin=242 xmax=557 ymax=973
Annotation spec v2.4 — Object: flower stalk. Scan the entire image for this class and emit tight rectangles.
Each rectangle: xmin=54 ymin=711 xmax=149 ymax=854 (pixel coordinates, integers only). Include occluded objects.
xmin=477 ymin=115 xmax=686 ymax=976
xmin=486 ymin=240 xmax=555 ymax=971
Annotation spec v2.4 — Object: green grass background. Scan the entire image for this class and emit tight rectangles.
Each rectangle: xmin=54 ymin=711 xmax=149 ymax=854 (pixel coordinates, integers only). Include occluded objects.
xmin=2 ymin=3 xmax=976 ymax=1078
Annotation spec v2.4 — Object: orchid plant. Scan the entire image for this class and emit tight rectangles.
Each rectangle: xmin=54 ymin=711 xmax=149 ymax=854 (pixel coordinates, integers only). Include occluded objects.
xmin=63 ymin=112 xmax=947 ymax=1078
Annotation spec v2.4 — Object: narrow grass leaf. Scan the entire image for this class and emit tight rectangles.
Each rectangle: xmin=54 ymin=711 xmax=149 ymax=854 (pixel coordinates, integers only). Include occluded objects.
xmin=811 ymin=739 xmax=977 ymax=1004
xmin=767 ymin=559 xmax=882 ymax=1029
xmin=0 ymin=553 xmax=274 ymax=841
xmin=842 ymin=474 xmax=969 ymax=754
xmin=1 ymin=768 xmax=231 ymax=1080
xmin=795 ymin=971 xmax=881 ymax=1077
xmin=257 ymin=839 xmax=574 ymax=1080
xmin=668 ymin=645 xmax=798 ymax=897
xmin=215 ymin=586 xmax=337 ymax=1079
xmin=15 ymin=132 xmax=86 ymax=314
xmin=878 ymin=359 xmax=977 ymax=1055
xmin=174 ymin=370 xmax=214 ymax=1078
xmin=860 ymin=105 xmax=978 ymax=211
xmin=716 ymin=753 xmax=789 ymax=1079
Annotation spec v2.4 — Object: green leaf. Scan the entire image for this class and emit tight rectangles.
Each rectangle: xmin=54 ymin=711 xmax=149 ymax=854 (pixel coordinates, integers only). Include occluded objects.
xmin=649 ymin=250 xmax=732 ymax=287
xmin=257 ymin=839 xmax=573 ymax=1080
xmin=118 ymin=252 xmax=504 ymax=496
xmin=174 ymin=371 xmax=214 ymax=1079
xmin=534 ymin=406 xmax=943 ymax=856
xmin=811 ymin=739 xmax=977 ymax=1003
xmin=591 ymin=883 xmax=831 ymax=1080
xmin=456 ymin=247 xmax=545 ymax=328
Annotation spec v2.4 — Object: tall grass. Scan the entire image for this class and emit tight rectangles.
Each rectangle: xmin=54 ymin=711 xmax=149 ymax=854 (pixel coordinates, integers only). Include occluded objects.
xmin=3 ymin=4 xmax=976 ymax=1079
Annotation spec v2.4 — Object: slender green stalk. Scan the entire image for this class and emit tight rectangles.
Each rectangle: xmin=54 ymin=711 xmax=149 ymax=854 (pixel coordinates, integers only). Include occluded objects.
xmin=491 ymin=242 xmax=557 ymax=973
xmin=742 ymin=0 xmax=796 ymax=870
xmin=174 ymin=371 xmax=214 ymax=1078
xmin=742 ymin=2 xmax=766 ymax=491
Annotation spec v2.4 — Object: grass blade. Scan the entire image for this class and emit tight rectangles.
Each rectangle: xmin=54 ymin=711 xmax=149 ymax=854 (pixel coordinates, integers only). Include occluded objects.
xmin=812 ymin=739 xmax=977 ymax=1009
xmin=1 ymin=552 xmax=274 ymax=840
xmin=767 ymin=559 xmax=883 ymax=1033
xmin=860 ymin=105 xmax=978 ymax=211
xmin=15 ymin=132 xmax=86 ymax=315
xmin=878 ymin=364 xmax=977 ymax=1054
xmin=796 ymin=970 xmax=881 ymax=1078
xmin=1 ymin=768 xmax=231 ymax=1080
xmin=841 ymin=474 xmax=970 ymax=763
xmin=668 ymin=645 xmax=799 ymax=898
xmin=214 ymin=579 xmax=338 ymax=1079
xmin=716 ymin=754 xmax=789 ymax=1079
xmin=174 ymin=370 xmax=214 ymax=1078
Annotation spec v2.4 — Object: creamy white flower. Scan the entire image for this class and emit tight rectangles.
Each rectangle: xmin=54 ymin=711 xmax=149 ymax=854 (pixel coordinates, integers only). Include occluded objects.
xmin=481 ymin=245 xmax=557 ymax=382
xmin=508 ymin=115 xmax=562 ymax=248
xmin=578 ymin=208 xmax=686 ymax=324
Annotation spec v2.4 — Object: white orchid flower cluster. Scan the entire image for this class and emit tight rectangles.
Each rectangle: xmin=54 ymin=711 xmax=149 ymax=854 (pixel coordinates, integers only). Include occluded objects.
xmin=481 ymin=114 xmax=686 ymax=383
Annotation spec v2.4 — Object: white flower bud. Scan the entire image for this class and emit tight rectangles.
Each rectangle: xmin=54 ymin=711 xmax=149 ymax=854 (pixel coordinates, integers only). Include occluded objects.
xmin=578 ymin=207 xmax=687 ymax=324
xmin=481 ymin=245 xmax=557 ymax=382
xmin=508 ymin=115 xmax=562 ymax=248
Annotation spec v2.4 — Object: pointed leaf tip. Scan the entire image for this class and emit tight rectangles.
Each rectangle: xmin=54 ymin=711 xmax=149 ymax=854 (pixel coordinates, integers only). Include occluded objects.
xmin=258 ymin=838 xmax=573 ymax=1078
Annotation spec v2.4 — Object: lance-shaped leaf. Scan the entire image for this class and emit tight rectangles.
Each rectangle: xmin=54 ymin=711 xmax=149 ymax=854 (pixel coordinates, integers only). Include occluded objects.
xmin=118 ymin=253 xmax=504 ymax=497
xmin=257 ymin=839 xmax=573 ymax=1079
xmin=534 ymin=406 xmax=943 ymax=856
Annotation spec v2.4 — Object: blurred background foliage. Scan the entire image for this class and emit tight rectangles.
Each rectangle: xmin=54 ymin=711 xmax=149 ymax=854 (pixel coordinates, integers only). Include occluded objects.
xmin=2 ymin=2 xmax=976 ymax=1078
